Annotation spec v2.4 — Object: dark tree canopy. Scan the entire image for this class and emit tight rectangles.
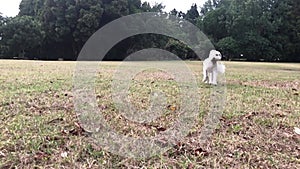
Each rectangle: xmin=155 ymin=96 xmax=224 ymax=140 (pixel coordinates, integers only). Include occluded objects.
xmin=198 ymin=0 xmax=300 ymax=62
xmin=0 ymin=0 xmax=299 ymax=62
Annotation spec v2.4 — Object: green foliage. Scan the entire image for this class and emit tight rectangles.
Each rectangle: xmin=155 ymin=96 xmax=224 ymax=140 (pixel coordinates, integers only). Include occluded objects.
xmin=0 ymin=0 xmax=299 ymax=62
xmin=185 ymin=4 xmax=200 ymax=24
xmin=72 ymin=0 xmax=104 ymax=56
xmin=216 ymin=37 xmax=239 ymax=59
xmin=199 ymin=0 xmax=300 ymax=62
xmin=19 ymin=0 xmax=45 ymax=17
xmin=0 ymin=15 xmax=44 ymax=59
xmin=1 ymin=0 xmax=166 ymax=60
xmin=202 ymin=7 xmax=228 ymax=41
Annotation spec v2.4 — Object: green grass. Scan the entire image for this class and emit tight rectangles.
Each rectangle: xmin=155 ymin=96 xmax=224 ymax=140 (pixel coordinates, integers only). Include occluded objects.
xmin=0 ymin=60 xmax=299 ymax=168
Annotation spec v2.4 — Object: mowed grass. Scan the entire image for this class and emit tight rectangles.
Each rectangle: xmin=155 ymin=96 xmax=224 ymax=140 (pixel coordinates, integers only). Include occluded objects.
xmin=0 ymin=60 xmax=299 ymax=168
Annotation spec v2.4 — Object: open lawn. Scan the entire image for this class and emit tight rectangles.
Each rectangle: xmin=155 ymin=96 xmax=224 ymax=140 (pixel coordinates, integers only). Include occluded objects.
xmin=0 ymin=60 xmax=299 ymax=168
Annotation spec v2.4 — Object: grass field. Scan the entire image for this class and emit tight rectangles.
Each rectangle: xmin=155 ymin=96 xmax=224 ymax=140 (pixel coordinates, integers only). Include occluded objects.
xmin=0 ymin=60 xmax=299 ymax=168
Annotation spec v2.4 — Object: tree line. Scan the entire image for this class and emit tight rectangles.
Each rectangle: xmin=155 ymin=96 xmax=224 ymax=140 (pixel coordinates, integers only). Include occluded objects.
xmin=0 ymin=0 xmax=299 ymax=62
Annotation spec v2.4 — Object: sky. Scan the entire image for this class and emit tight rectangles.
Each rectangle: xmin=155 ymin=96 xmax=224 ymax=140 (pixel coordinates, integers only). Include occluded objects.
xmin=0 ymin=0 xmax=206 ymax=17
xmin=144 ymin=0 xmax=206 ymax=12
xmin=0 ymin=0 xmax=21 ymax=17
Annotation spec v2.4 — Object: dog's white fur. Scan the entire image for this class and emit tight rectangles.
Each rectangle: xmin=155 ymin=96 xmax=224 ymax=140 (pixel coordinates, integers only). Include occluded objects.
xmin=202 ymin=50 xmax=225 ymax=85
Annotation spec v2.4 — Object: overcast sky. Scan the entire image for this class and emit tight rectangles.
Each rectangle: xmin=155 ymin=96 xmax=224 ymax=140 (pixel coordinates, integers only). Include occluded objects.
xmin=144 ymin=0 xmax=206 ymax=12
xmin=0 ymin=0 xmax=206 ymax=17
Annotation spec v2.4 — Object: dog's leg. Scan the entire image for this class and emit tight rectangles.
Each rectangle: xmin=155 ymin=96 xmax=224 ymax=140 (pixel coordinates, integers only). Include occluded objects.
xmin=208 ymin=71 xmax=213 ymax=84
xmin=211 ymin=69 xmax=218 ymax=85
xmin=202 ymin=67 xmax=208 ymax=83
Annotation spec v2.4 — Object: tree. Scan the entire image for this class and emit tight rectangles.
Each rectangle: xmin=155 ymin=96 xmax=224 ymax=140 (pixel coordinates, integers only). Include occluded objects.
xmin=0 ymin=16 xmax=43 ymax=59
xmin=4 ymin=0 xmax=298 ymax=61
xmin=11 ymin=0 xmax=170 ymax=60
xmin=216 ymin=36 xmax=239 ymax=60
xmin=170 ymin=9 xmax=178 ymax=17
xmin=102 ymin=0 xmax=129 ymax=25
xmin=19 ymin=0 xmax=45 ymax=17
xmin=141 ymin=2 xmax=152 ymax=12
xmin=185 ymin=4 xmax=200 ymax=24
xmin=151 ymin=3 xmax=165 ymax=12
xmin=198 ymin=0 xmax=299 ymax=61
xmin=270 ymin=0 xmax=300 ymax=61
xmin=127 ymin=0 xmax=142 ymax=13
xmin=72 ymin=0 xmax=104 ymax=57
xmin=36 ymin=0 xmax=105 ymax=60
xmin=200 ymin=0 xmax=214 ymax=16
xmin=202 ymin=7 xmax=228 ymax=41
xmin=0 ymin=13 xmax=5 ymax=26
xmin=0 ymin=13 xmax=8 ymax=57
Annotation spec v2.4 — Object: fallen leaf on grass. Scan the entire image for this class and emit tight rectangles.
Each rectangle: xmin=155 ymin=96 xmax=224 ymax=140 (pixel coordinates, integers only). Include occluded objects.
xmin=243 ymin=112 xmax=258 ymax=119
xmin=74 ymin=122 xmax=81 ymax=128
xmin=61 ymin=152 xmax=68 ymax=158
xmin=0 ymin=151 xmax=6 ymax=157
xmin=188 ymin=163 xmax=195 ymax=169
xmin=68 ymin=122 xmax=92 ymax=136
xmin=34 ymin=152 xmax=49 ymax=160
xmin=193 ymin=147 xmax=209 ymax=156
xmin=283 ymin=132 xmax=293 ymax=138
xmin=48 ymin=118 xmax=64 ymax=124
xmin=167 ymin=105 xmax=176 ymax=111
xmin=294 ymin=127 xmax=300 ymax=135
xmin=156 ymin=126 xmax=167 ymax=132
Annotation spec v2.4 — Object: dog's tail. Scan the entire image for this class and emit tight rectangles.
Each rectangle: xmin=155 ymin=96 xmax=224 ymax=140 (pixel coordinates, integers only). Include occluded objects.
xmin=217 ymin=63 xmax=226 ymax=74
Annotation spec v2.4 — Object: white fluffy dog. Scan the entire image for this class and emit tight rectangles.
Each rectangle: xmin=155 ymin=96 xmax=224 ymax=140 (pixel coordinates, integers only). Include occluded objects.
xmin=202 ymin=50 xmax=225 ymax=85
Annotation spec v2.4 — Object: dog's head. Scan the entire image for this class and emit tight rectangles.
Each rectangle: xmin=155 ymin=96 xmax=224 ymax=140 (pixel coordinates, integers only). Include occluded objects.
xmin=209 ymin=50 xmax=222 ymax=61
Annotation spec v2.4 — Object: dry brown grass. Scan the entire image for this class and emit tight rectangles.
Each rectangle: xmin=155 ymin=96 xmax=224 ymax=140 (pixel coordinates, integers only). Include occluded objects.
xmin=0 ymin=60 xmax=299 ymax=168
